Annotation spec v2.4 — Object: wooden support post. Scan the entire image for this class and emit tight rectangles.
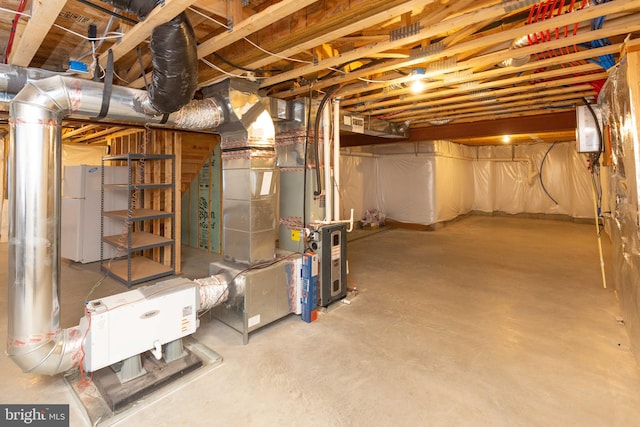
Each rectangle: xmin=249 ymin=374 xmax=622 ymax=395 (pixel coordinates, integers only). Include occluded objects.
xmin=175 ymin=132 xmax=182 ymax=274
xmin=227 ymin=0 xmax=245 ymax=31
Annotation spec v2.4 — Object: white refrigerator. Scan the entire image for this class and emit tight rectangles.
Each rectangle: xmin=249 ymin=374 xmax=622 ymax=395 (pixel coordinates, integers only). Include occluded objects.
xmin=61 ymin=165 xmax=128 ymax=263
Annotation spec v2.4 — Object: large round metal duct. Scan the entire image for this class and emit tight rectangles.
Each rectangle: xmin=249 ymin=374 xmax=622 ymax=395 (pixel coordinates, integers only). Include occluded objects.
xmin=101 ymin=1 xmax=198 ymax=114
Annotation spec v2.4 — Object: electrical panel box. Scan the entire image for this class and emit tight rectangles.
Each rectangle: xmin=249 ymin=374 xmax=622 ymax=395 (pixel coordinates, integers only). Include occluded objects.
xmin=316 ymin=224 xmax=347 ymax=306
xmin=576 ymin=105 xmax=603 ymax=153
xmin=80 ymin=278 xmax=198 ymax=372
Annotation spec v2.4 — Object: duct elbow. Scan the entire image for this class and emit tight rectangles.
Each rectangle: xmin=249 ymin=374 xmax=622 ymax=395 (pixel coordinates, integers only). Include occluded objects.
xmin=499 ymin=34 xmax=532 ymax=68
xmin=7 ymin=326 xmax=83 ymax=376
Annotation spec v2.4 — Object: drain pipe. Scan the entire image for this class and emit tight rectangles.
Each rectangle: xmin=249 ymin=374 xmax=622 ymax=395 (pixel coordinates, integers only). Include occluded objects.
xmin=333 ymin=98 xmax=340 ymax=222
xmin=332 ymin=98 xmax=354 ymax=231
xmin=7 ymin=75 xmax=223 ymax=375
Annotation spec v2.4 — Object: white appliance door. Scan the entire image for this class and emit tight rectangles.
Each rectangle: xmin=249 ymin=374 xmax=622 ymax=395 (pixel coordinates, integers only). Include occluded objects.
xmin=63 ymin=165 xmax=100 ymax=198
xmin=61 ymin=198 xmax=83 ymax=262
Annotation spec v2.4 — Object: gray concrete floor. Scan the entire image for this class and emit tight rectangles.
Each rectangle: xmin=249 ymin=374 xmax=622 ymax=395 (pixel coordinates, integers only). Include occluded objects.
xmin=1 ymin=216 xmax=640 ymax=426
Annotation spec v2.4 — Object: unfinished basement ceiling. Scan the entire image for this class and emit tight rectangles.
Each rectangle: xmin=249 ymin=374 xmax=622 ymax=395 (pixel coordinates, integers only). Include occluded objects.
xmin=1 ymin=0 xmax=639 ymax=145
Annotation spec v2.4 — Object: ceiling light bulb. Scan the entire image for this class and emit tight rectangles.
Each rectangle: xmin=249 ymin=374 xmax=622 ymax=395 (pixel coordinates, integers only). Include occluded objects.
xmin=409 ymin=67 xmax=426 ymax=94
xmin=411 ymin=79 xmax=425 ymax=94
xmin=502 ymin=135 xmax=511 ymax=143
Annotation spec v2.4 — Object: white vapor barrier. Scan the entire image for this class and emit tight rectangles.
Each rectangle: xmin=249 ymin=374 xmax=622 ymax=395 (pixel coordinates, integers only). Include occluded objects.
xmin=376 ymin=156 xmax=437 ymax=224
xmin=339 ymin=154 xmax=376 ymax=222
xmin=473 ymin=143 xmax=592 ymax=218
xmin=341 ymin=140 xmax=593 ymax=226
xmin=62 ymin=143 xmax=108 ymax=166
xmin=435 ymin=155 xmax=474 ymax=222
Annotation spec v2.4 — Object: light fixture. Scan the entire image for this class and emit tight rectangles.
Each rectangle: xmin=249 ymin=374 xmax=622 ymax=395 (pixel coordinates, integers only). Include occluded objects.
xmin=502 ymin=135 xmax=511 ymax=143
xmin=410 ymin=68 xmax=426 ymax=94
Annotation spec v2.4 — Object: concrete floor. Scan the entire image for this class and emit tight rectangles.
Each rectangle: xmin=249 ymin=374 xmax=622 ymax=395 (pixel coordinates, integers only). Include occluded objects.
xmin=1 ymin=215 xmax=640 ymax=426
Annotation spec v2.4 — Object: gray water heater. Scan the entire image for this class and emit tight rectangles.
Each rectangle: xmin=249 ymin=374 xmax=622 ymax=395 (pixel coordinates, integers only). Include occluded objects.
xmin=312 ymin=223 xmax=347 ymax=306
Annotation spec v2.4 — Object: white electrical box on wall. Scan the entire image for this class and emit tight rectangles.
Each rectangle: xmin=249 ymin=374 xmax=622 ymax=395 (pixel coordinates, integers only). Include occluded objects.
xmin=80 ymin=278 xmax=198 ymax=372
xmin=576 ymin=104 xmax=603 ymax=153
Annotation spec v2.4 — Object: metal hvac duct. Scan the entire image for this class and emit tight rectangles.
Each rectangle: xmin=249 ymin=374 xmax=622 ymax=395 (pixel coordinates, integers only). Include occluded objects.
xmin=101 ymin=0 xmax=198 ymax=114
xmin=6 ymin=75 xmax=223 ymax=375
xmin=201 ymin=79 xmax=277 ymax=266
xmin=498 ymin=34 xmax=532 ymax=68
xmin=0 ymin=64 xmax=62 ymax=108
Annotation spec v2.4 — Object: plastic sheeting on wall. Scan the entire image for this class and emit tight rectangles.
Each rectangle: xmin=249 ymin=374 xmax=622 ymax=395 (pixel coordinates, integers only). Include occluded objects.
xmin=376 ymin=156 xmax=437 ymax=224
xmin=599 ymin=52 xmax=640 ymax=365
xmin=341 ymin=139 xmax=593 ymax=226
xmin=62 ymin=144 xmax=107 ymax=166
xmin=474 ymin=143 xmax=592 ymax=218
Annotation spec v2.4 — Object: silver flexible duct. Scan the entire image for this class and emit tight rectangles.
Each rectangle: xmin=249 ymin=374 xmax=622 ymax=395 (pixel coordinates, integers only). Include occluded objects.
xmin=498 ymin=34 xmax=532 ymax=68
xmin=193 ymin=274 xmax=229 ymax=312
xmin=7 ymin=75 xmax=224 ymax=375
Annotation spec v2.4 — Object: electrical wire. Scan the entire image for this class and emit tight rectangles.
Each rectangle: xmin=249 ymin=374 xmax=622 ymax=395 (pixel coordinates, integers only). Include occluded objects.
xmin=0 ymin=6 xmax=125 ymax=43
xmin=302 ymin=86 xmax=313 ymax=244
xmin=74 ymin=14 xmax=117 ymax=62
xmin=112 ymin=68 xmax=130 ymax=84
xmin=210 ymin=51 xmax=281 ymax=74
xmin=188 ymin=6 xmax=314 ymax=67
xmin=582 ymin=97 xmax=603 ymax=166
xmin=77 ymin=311 xmax=93 ymax=388
xmin=200 ymin=57 xmax=261 ymax=80
xmin=190 ymin=5 xmax=413 ymax=89
xmin=243 ymin=37 xmax=314 ymax=65
xmin=540 ymin=142 xmax=559 ymax=205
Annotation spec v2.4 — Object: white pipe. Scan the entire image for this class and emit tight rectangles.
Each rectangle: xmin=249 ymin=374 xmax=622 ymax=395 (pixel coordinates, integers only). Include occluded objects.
xmin=324 ymin=208 xmax=355 ymax=232
xmin=333 ymin=98 xmax=341 ymax=221
xmin=323 ymin=98 xmax=332 ymax=222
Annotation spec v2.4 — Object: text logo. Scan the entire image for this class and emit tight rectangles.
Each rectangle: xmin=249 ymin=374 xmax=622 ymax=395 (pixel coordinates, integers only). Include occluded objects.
xmin=1 ymin=405 xmax=69 ymax=426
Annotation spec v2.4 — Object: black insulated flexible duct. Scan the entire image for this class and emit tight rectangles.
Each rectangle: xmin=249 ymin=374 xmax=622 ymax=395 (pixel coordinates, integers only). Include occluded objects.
xmin=101 ymin=0 xmax=198 ymax=114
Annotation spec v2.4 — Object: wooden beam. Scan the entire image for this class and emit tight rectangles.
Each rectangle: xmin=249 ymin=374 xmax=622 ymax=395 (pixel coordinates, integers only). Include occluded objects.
xmin=340 ymin=111 xmax=577 ymax=146
xmin=197 ymin=0 xmax=435 ymax=87
xmin=362 ymin=44 xmax=619 ymax=117
xmin=408 ymin=91 xmax=594 ymax=122
xmin=193 ymin=0 xmax=226 ymax=17
xmin=387 ymin=85 xmax=594 ymax=121
xmin=340 ymin=26 xmax=628 ymax=107
xmin=261 ymin=0 xmax=518 ymax=87
xmin=175 ymin=132 xmax=182 ymax=273
xmin=197 ymin=0 xmax=321 ymax=59
xmin=70 ymin=127 xmax=126 ymax=144
xmin=273 ymin=1 xmax=640 ymax=98
xmin=62 ymin=124 xmax=101 ymax=140
xmin=102 ymin=0 xmax=199 ymax=70
xmin=410 ymin=99 xmax=584 ymax=124
xmin=350 ymin=62 xmax=604 ymax=115
xmin=411 ymin=111 xmax=577 ymax=140
xmin=8 ymin=0 xmax=68 ymax=67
